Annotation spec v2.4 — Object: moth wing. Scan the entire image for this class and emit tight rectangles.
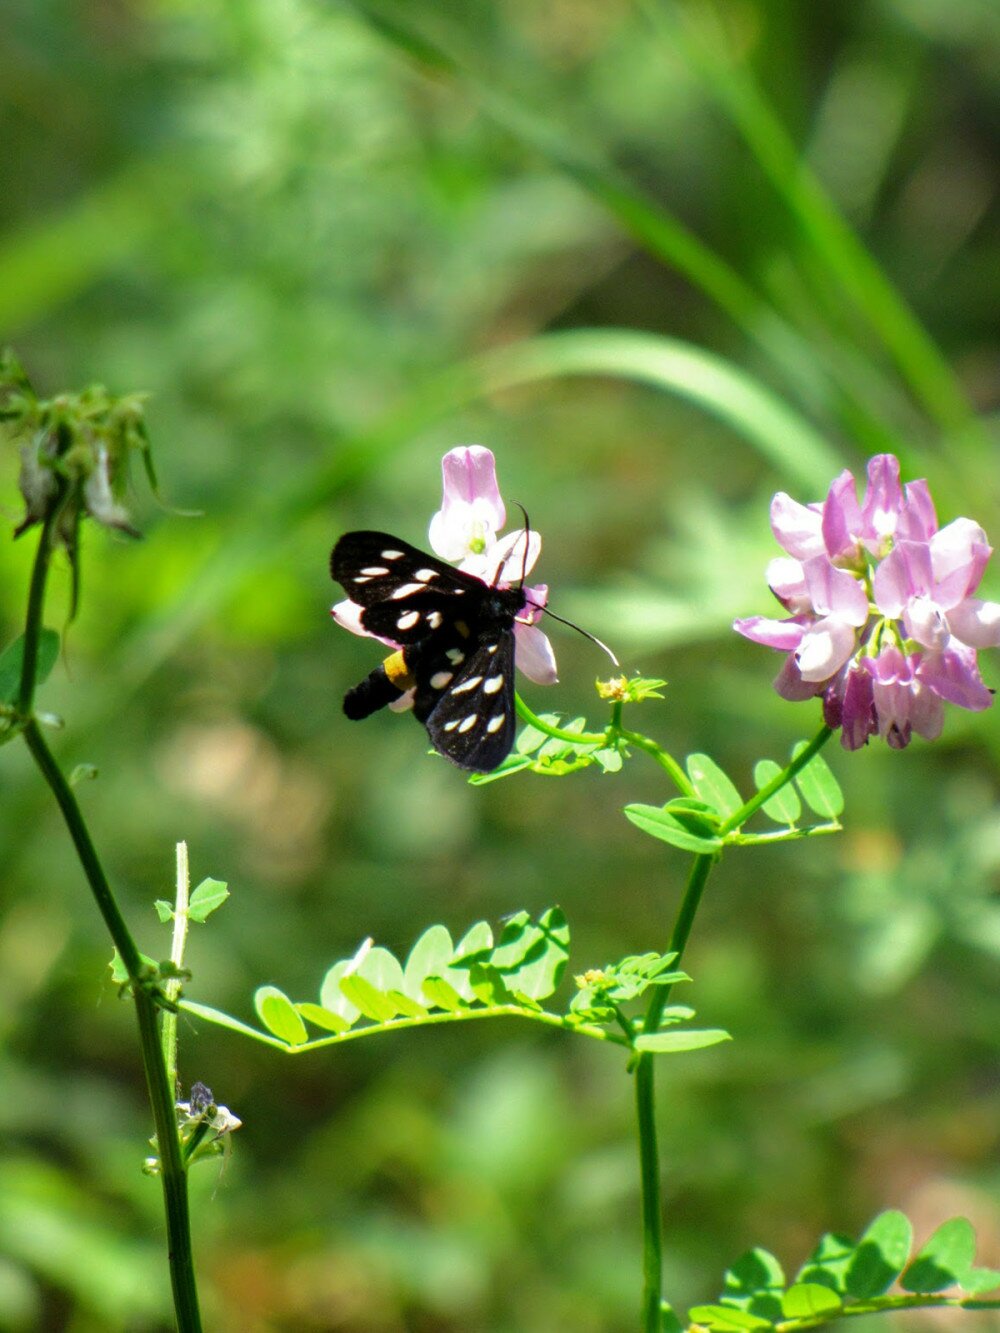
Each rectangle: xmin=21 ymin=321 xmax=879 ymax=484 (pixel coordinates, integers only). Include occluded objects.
xmin=424 ymin=630 xmax=516 ymax=773
xmin=331 ymin=531 xmax=481 ymax=607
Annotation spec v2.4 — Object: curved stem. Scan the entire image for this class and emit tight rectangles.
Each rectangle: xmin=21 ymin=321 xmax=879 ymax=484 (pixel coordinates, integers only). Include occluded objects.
xmin=617 ymin=727 xmax=694 ymax=796
xmin=514 ymin=693 xmax=606 ymax=745
xmin=23 ymin=721 xmax=203 ymax=1332
xmin=16 ymin=524 xmax=202 ymax=1332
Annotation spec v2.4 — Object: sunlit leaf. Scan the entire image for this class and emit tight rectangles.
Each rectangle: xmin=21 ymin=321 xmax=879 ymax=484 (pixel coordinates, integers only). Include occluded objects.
xmin=319 ymin=961 xmax=361 ymax=1025
xmin=634 ymin=1028 xmax=730 ymax=1054
xmin=846 ymin=1210 xmax=912 ymax=1298
xmin=687 ymin=1304 xmax=773 ymax=1331
xmin=254 ymin=986 xmax=308 ymax=1046
xmin=296 ymin=1003 xmax=351 ymax=1034
xmin=791 ymin=744 xmax=844 ymax=818
xmin=780 ymin=1282 xmax=841 ymax=1318
xmin=421 ymin=975 xmax=467 ymax=1011
xmin=402 ymin=925 xmax=453 ymax=1001
xmin=687 ymin=753 xmax=742 ymax=818
xmin=624 ymin=804 xmax=723 ymax=853
xmin=902 ymin=1217 xmax=975 ymax=1293
xmin=753 ymin=759 xmax=801 ymax=825
xmin=339 ymin=974 xmax=399 ymax=1022
xmin=188 ymin=878 xmax=229 ymax=923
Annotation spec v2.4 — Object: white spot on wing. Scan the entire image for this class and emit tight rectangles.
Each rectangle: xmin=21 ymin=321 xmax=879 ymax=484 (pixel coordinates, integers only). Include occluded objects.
xmin=458 ymin=714 xmax=477 ymax=733
xmin=486 ymin=643 xmax=498 ymax=654
xmin=430 ymin=671 xmax=452 ymax=689
xmin=443 ymin=719 xmax=460 ymax=732
xmin=391 ymin=582 xmax=425 ymax=600
xmin=397 ymin=610 xmax=420 ymax=630
xmin=353 ymin=575 xmax=372 ymax=584
xmin=361 ymin=566 xmax=389 ymax=576
xmin=483 ymin=674 xmax=504 ymax=694
xmin=427 ymin=611 xmax=443 ymax=629
xmin=451 ymin=675 xmax=482 ymax=695
xmin=381 ymin=549 xmax=404 ymax=560
xmin=414 ymin=568 xmax=439 ymax=581
xmin=486 ymin=714 xmax=505 ymax=734
xmin=446 ymin=648 xmax=464 ymax=665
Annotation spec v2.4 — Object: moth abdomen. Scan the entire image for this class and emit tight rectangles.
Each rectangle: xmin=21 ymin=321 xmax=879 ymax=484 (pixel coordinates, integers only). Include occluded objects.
xmin=343 ymin=651 xmax=412 ymax=720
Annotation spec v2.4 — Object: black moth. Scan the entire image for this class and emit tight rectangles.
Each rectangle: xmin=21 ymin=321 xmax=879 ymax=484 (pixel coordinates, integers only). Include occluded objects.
xmin=331 ymin=530 xmax=530 ymax=773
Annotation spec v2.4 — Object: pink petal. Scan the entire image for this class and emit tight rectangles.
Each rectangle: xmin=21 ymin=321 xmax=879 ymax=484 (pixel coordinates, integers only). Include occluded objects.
xmin=917 ymin=643 xmax=993 ymax=711
xmin=860 ymin=453 xmax=903 ymax=545
xmin=803 ymin=556 xmax=869 ymax=624
xmin=733 ymin=615 xmax=807 ymax=651
xmin=929 ymin=517 xmax=992 ymax=605
xmin=902 ymin=595 xmax=950 ymax=650
xmin=897 ymin=479 xmax=937 ymax=542
xmin=873 ymin=541 xmax=932 ymax=617
xmin=514 ymin=622 xmax=558 ymax=684
xmin=331 ymin=599 xmax=398 ymax=649
xmin=483 ymin=528 xmax=541 ymax=585
xmin=766 ymin=557 xmax=809 ymax=611
xmin=770 ymin=492 xmax=825 ymax=560
xmin=796 ymin=615 xmax=858 ymax=681
xmin=774 ymin=652 xmax=824 ymax=701
xmin=908 ymin=677 xmax=944 ymax=740
xmin=821 ymin=469 xmax=862 ymax=560
xmin=428 ymin=446 xmax=506 ymax=562
xmin=331 ymin=599 xmax=370 ymax=637
xmin=838 ymin=663 xmax=877 ymax=749
xmin=520 ymin=582 xmax=548 ymax=624
xmin=947 ymin=597 xmax=1000 ymax=649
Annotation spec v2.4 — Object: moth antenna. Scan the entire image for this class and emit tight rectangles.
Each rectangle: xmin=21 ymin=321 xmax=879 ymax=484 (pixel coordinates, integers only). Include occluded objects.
xmin=524 ymin=597 xmax=620 ymax=667
xmin=512 ymin=502 xmax=531 ymax=589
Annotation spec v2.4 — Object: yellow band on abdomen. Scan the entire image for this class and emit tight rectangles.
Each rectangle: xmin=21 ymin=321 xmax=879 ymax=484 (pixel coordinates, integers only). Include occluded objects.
xmin=383 ymin=650 xmax=414 ymax=688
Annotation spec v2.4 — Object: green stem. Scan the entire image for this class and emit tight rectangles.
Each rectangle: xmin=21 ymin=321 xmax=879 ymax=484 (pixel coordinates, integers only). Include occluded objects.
xmin=23 ymin=720 xmax=203 ymax=1332
xmin=514 ymin=694 xmax=695 ymax=796
xmin=162 ymin=840 xmax=191 ymax=1091
xmin=16 ymin=525 xmax=202 ymax=1333
xmin=514 ymin=693 xmax=605 ymax=745
xmin=17 ymin=504 xmax=60 ymax=717
xmin=634 ymin=852 xmax=715 ymax=1329
xmin=617 ymin=727 xmax=694 ymax=796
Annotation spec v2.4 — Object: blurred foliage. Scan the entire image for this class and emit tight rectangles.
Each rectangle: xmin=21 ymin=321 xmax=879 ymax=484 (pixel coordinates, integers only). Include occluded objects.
xmin=1 ymin=0 xmax=999 ymax=1328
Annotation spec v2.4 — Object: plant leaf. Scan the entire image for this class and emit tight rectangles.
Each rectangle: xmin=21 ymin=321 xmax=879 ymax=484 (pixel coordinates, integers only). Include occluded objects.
xmin=846 ymin=1210 xmax=912 ymax=1299
xmin=902 ymin=1217 xmax=975 ymax=1293
xmin=687 ymin=753 xmax=743 ymax=818
xmin=791 ymin=744 xmax=844 ymax=818
xmin=687 ymin=1305 xmax=773 ymax=1331
xmin=634 ymin=1028 xmax=730 ymax=1054
xmin=753 ymin=759 xmax=801 ymax=825
xmin=0 ymin=629 xmax=60 ymax=704
xmin=296 ymin=1002 xmax=350 ymax=1034
xmin=624 ymin=804 xmax=723 ymax=853
xmin=403 ymin=925 xmax=453 ymax=1000
xmin=339 ymin=974 xmax=399 ymax=1022
xmin=796 ymin=1232 xmax=857 ymax=1294
xmin=188 ymin=877 xmax=229 ymax=922
xmin=421 ymin=975 xmax=467 ymax=1011
xmin=319 ymin=961 xmax=361 ymax=1025
xmin=780 ymin=1282 xmax=842 ymax=1318
xmin=254 ymin=986 xmax=309 ymax=1046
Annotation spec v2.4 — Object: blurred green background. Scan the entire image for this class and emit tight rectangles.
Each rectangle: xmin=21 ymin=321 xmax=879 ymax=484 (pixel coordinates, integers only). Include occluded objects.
xmin=2 ymin=0 xmax=1000 ymax=1328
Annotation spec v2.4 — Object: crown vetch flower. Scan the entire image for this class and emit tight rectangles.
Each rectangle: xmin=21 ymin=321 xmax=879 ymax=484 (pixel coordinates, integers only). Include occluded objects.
xmin=734 ymin=454 xmax=1000 ymax=749
xmin=331 ymin=445 xmax=557 ymax=689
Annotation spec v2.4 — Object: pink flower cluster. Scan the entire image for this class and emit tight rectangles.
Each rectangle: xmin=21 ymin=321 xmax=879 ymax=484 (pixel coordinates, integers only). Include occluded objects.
xmin=735 ymin=455 xmax=1000 ymax=749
